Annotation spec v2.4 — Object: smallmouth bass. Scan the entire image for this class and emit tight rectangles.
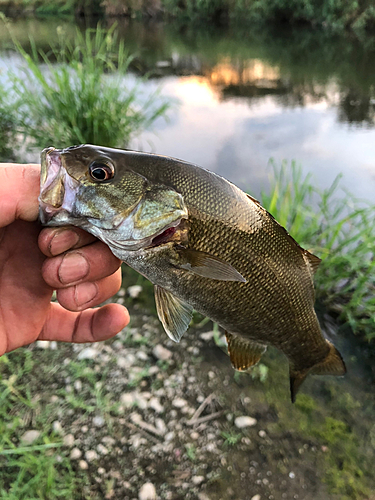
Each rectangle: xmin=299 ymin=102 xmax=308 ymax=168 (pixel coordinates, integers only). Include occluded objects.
xmin=39 ymin=145 xmax=346 ymax=401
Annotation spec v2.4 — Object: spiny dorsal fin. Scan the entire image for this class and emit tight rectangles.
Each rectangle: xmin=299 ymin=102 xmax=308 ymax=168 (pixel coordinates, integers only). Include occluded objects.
xmin=225 ymin=331 xmax=266 ymax=371
xmin=154 ymin=286 xmax=193 ymax=343
xmin=245 ymin=193 xmax=322 ymax=274
xmin=177 ymin=247 xmax=246 ymax=283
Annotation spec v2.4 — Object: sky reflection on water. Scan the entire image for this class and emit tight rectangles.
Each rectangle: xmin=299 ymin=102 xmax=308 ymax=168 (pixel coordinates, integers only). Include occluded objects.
xmin=131 ymin=74 xmax=375 ymax=201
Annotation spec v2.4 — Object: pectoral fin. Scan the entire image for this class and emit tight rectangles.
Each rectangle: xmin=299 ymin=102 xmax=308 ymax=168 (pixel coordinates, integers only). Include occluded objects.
xmin=154 ymin=285 xmax=193 ymax=343
xmin=225 ymin=331 xmax=266 ymax=371
xmin=177 ymin=248 xmax=246 ymax=282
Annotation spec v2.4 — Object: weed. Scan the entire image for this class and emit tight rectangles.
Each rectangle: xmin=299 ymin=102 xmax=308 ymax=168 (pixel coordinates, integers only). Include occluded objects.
xmin=184 ymin=443 xmax=197 ymax=461
xmin=221 ymin=430 xmax=242 ymax=446
xmin=6 ymin=23 xmax=170 ymax=149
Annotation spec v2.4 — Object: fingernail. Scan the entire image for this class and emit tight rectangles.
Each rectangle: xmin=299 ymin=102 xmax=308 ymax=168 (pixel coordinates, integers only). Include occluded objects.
xmin=49 ymin=230 xmax=80 ymax=256
xmin=74 ymin=282 xmax=98 ymax=307
xmin=58 ymin=253 xmax=90 ymax=284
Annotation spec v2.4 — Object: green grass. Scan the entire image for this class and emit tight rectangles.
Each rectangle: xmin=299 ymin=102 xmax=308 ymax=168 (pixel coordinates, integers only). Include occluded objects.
xmin=0 ymin=351 xmax=77 ymax=499
xmin=5 ymin=22 xmax=170 ymax=150
xmin=0 ymin=81 xmax=17 ymax=161
xmin=261 ymin=160 xmax=375 ymax=343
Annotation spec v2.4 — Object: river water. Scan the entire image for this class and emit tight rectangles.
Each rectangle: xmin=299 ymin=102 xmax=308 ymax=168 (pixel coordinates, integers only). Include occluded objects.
xmin=0 ymin=17 xmax=374 ymax=499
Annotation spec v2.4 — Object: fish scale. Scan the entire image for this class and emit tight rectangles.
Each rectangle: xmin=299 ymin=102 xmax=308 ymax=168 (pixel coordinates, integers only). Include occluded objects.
xmin=39 ymin=145 xmax=346 ymax=402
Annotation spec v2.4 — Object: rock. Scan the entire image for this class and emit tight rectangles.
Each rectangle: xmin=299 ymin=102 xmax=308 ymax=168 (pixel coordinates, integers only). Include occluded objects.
xmin=172 ymin=398 xmax=187 ymax=409
xmin=192 ymin=476 xmax=204 ymax=485
xmin=138 ymin=482 xmax=156 ymax=500
xmin=234 ymin=416 xmax=257 ymax=429
xmin=102 ymin=436 xmax=116 ymax=447
xmin=251 ymin=496 xmax=261 ymax=500
xmin=155 ymin=418 xmax=167 ymax=435
xmin=97 ymin=444 xmax=109 ymax=455
xmin=85 ymin=450 xmax=99 ymax=462
xmin=152 ymin=344 xmax=172 ymax=361
xmin=63 ymin=434 xmax=75 ymax=447
xmin=258 ymin=430 xmax=267 ymax=438
xmin=127 ymin=285 xmax=143 ymax=298
xmin=149 ymin=397 xmax=164 ymax=413
xmin=137 ymin=351 xmax=149 ymax=361
xmin=74 ymin=380 xmax=82 ymax=392
xmin=70 ymin=448 xmax=82 ymax=460
xmin=36 ymin=340 xmax=50 ymax=349
xmin=81 ymin=425 xmax=89 ymax=433
xmin=79 ymin=460 xmax=88 ymax=470
xmin=120 ymin=393 xmax=136 ymax=408
xmin=52 ymin=421 xmax=63 ymax=434
xmin=190 ymin=432 xmax=199 ymax=440
xmin=20 ymin=430 xmax=41 ymax=445
xmin=200 ymin=331 xmax=215 ymax=341
xmin=98 ymin=467 xmax=106 ymax=474
xmin=50 ymin=341 xmax=58 ymax=350
xmin=77 ymin=348 xmax=97 ymax=360
xmin=93 ymin=415 xmax=105 ymax=428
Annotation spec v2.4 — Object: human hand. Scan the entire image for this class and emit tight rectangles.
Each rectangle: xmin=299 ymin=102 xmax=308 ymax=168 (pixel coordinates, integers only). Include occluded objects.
xmin=0 ymin=163 xmax=129 ymax=356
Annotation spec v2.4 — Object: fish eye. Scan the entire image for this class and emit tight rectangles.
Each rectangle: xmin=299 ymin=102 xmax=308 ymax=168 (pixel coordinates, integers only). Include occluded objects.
xmin=89 ymin=161 xmax=115 ymax=182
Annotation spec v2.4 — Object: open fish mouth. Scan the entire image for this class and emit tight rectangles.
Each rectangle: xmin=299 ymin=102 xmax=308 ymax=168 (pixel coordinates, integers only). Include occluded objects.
xmin=39 ymin=147 xmax=80 ymax=225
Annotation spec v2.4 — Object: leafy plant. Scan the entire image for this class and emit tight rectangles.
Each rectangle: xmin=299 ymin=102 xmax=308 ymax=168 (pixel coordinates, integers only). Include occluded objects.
xmin=7 ymin=23 xmax=170 ymax=149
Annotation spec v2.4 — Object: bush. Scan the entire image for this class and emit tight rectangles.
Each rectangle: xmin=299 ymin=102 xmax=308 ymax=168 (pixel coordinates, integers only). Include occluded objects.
xmin=7 ymin=24 xmax=170 ymax=149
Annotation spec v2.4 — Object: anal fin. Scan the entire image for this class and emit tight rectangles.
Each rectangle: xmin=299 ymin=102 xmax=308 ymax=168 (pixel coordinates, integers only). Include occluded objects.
xmin=225 ymin=331 xmax=266 ymax=371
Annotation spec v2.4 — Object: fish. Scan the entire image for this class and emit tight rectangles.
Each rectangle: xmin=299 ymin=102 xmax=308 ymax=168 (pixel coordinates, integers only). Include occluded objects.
xmin=39 ymin=144 xmax=346 ymax=402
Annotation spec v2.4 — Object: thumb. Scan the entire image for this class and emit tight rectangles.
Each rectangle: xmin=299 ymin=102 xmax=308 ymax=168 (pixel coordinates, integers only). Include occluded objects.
xmin=1 ymin=164 xmax=41 ymax=226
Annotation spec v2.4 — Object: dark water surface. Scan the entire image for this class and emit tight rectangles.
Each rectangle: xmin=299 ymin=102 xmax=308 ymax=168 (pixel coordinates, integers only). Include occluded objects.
xmin=1 ymin=17 xmax=374 ymax=499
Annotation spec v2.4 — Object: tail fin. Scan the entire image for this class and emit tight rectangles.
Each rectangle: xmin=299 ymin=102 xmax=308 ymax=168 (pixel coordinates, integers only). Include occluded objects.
xmin=290 ymin=341 xmax=346 ymax=403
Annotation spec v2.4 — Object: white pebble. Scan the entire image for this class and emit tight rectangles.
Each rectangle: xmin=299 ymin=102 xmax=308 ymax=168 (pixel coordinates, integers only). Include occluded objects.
xmin=52 ymin=421 xmax=63 ymax=434
xmin=63 ymin=434 xmax=75 ymax=447
xmin=289 ymin=472 xmax=295 ymax=479
xmin=139 ymin=482 xmax=156 ymax=500
xmin=70 ymin=448 xmax=82 ymax=460
xmin=172 ymin=398 xmax=187 ymax=409
xmin=152 ymin=344 xmax=172 ymax=361
xmin=79 ymin=460 xmax=88 ymax=470
xmin=128 ymin=285 xmax=143 ymax=298
xmin=74 ymin=380 xmax=82 ymax=392
xmin=20 ymin=430 xmax=41 ymax=445
xmin=77 ymin=348 xmax=97 ymax=360
xmin=192 ymin=476 xmax=204 ymax=485
xmin=149 ymin=397 xmax=164 ymax=413
xmin=35 ymin=340 xmax=50 ymax=349
xmin=85 ymin=450 xmax=99 ymax=462
xmin=251 ymin=495 xmax=261 ymax=500
xmin=97 ymin=444 xmax=109 ymax=455
xmin=234 ymin=416 xmax=257 ymax=428
xmin=93 ymin=416 xmax=105 ymax=428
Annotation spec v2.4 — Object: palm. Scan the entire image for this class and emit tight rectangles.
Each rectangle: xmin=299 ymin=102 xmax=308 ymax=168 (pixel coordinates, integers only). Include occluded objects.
xmin=0 ymin=219 xmax=53 ymax=354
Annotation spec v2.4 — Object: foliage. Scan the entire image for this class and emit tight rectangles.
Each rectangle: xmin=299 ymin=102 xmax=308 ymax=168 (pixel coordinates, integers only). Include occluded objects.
xmin=261 ymin=160 xmax=375 ymax=342
xmin=7 ymin=23 xmax=170 ymax=149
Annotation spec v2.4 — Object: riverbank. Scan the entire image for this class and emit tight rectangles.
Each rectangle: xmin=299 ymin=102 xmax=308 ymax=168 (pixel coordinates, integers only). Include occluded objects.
xmin=1 ymin=285 xmax=374 ymax=500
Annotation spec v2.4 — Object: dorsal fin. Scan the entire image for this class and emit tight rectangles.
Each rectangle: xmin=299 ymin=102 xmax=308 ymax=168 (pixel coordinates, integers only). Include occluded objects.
xmin=225 ymin=331 xmax=266 ymax=371
xmin=245 ymin=193 xmax=321 ymax=274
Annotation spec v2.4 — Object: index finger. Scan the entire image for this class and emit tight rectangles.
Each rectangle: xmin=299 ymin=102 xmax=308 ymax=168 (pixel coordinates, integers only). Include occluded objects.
xmin=0 ymin=164 xmax=41 ymax=226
